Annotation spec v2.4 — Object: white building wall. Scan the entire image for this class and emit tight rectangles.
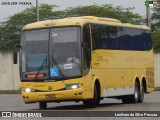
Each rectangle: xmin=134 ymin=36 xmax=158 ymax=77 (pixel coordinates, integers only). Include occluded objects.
xmin=0 ymin=52 xmax=20 ymax=90
xmin=154 ymin=53 xmax=160 ymax=88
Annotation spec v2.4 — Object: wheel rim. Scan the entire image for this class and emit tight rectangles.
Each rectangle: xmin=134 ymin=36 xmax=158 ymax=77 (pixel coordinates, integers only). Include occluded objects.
xmin=135 ymin=88 xmax=138 ymax=100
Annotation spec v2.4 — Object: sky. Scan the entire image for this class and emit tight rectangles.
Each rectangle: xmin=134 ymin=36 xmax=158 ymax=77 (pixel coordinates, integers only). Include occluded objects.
xmin=0 ymin=0 xmax=148 ymax=22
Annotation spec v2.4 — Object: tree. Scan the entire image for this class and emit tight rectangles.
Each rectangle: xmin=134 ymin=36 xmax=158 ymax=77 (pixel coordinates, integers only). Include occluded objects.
xmin=152 ymin=0 xmax=160 ymax=31
xmin=152 ymin=32 xmax=160 ymax=53
xmin=64 ymin=4 xmax=143 ymax=24
xmin=0 ymin=4 xmax=63 ymax=51
xmin=151 ymin=0 xmax=160 ymax=53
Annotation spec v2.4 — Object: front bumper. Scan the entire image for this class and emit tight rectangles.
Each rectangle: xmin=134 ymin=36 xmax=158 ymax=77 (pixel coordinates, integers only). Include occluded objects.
xmin=22 ymin=88 xmax=84 ymax=103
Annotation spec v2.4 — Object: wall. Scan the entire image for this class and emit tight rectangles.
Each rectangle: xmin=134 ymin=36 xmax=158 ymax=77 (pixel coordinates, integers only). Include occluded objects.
xmin=154 ymin=53 xmax=160 ymax=88
xmin=0 ymin=52 xmax=159 ymax=90
xmin=0 ymin=52 xmax=20 ymax=90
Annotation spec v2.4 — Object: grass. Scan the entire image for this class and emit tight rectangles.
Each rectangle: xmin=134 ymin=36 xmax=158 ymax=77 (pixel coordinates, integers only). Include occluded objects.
xmin=0 ymin=90 xmax=21 ymax=94
xmin=155 ymin=87 xmax=160 ymax=91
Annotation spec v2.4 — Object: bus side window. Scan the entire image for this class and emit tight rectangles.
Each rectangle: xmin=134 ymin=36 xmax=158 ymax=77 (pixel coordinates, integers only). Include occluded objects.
xmin=83 ymin=24 xmax=91 ymax=75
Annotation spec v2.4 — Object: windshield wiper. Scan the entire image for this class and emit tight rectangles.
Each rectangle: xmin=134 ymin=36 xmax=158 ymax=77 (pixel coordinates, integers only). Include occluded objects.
xmin=52 ymin=57 xmax=65 ymax=79
xmin=33 ymin=56 xmax=47 ymax=80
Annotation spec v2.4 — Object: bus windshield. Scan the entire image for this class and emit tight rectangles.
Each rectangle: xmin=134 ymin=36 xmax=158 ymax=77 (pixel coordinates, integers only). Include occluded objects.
xmin=20 ymin=27 xmax=81 ymax=80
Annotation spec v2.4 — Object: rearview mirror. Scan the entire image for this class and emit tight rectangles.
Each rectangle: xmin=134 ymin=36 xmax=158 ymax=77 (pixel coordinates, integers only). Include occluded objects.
xmin=13 ymin=51 xmax=17 ymax=64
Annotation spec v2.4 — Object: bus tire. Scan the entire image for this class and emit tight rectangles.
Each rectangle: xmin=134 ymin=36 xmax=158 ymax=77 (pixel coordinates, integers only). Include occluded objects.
xmin=132 ymin=81 xmax=140 ymax=103
xmin=122 ymin=81 xmax=140 ymax=104
xmin=138 ymin=84 xmax=144 ymax=103
xmin=122 ymin=96 xmax=131 ymax=104
xmin=83 ymin=84 xmax=100 ymax=108
xmin=39 ymin=102 xmax=47 ymax=109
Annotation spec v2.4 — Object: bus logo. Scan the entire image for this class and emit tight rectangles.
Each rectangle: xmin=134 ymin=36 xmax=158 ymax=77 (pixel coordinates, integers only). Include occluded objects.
xmin=48 ymin=86 xmax=52 ymax=91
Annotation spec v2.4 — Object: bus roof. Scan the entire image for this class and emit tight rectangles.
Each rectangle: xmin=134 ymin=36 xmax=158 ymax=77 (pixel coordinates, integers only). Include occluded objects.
xmin=22 ymin=16 xmax=150 ymax=30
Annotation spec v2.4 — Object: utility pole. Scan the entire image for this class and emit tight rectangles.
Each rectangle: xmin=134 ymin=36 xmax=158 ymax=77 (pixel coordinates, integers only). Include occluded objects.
xmin=36 ymin=0 xmax=39 ymax=21
xmin=145 ymin=0 xmax=152 ymax=29
xmin=146 ymin=6 xmax=151 ymax=29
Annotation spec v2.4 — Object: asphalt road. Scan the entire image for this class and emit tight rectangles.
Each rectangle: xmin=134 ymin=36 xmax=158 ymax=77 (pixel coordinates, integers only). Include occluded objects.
xmin=0 ymin=91 xmax=160 ymax=120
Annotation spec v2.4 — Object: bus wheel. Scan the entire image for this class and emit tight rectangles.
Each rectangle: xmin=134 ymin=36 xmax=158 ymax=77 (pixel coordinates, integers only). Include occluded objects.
xmin=83 ymin=84 xmax=100 ymax=108
xmin=122 ymin=96 xmax=131 ymax=104
xmin=122 ymin=81 xmax=140 ymax=104
xmin=132 ymin=81 xmax=140 ymax=103
xmin=39 ymin=102 xmax=47 ymax=109
xmin=138 ymin=84 xmax=144 ymax=103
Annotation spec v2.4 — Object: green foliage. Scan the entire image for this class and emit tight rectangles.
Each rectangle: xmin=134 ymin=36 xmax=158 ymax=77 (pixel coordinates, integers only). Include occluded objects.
xmin=64 ymin=4 xmax=143 ymax=24
xmin=151 ymin=1 xmax=160 ymax=52
xmin=0 ymin=39 xmax=19 ymax=51
xmin=0 ymin=4 xmax=59 ymax=51
xmin=152 ymin=32 xmax=160 ymax=53
xmin=152 ymin=0 xmax=160 ymax=31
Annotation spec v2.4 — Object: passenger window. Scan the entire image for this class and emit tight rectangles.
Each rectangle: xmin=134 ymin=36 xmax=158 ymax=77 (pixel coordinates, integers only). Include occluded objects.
xmin=83 ymin=24 xmax=91 ymax=75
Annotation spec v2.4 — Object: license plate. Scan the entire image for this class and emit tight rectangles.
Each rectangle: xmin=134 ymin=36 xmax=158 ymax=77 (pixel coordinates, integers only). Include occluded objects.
xmin=45 ymin=94 xmax=55 ymax=98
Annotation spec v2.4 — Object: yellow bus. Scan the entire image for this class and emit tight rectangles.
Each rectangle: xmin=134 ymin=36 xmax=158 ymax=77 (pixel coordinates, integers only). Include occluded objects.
xmin=14 ymin=16 xmax=154 ymax=109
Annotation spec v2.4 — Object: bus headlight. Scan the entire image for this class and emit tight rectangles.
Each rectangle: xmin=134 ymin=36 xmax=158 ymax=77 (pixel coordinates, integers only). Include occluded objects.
xmin=66 ymin=83 xmax=82 ymax=90
xmin=22 ymin=88 xmax=35 ymax=92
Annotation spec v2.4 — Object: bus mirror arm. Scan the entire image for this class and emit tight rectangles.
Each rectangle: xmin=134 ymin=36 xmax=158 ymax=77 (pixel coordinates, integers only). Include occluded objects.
xmin=13 ymin=51 xmax=18 ymax=64
xmin=13 ymin=44 xmax=21 ymax=64
xmin=14 ymin=44 xmax=21 ymax=49
xmin=81 ymin=42 xmax=88 ymax=49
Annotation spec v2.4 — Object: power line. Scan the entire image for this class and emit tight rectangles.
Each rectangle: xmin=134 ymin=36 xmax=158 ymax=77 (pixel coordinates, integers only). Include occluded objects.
xmin=120 ymin=7 xmax=135 ymax=12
